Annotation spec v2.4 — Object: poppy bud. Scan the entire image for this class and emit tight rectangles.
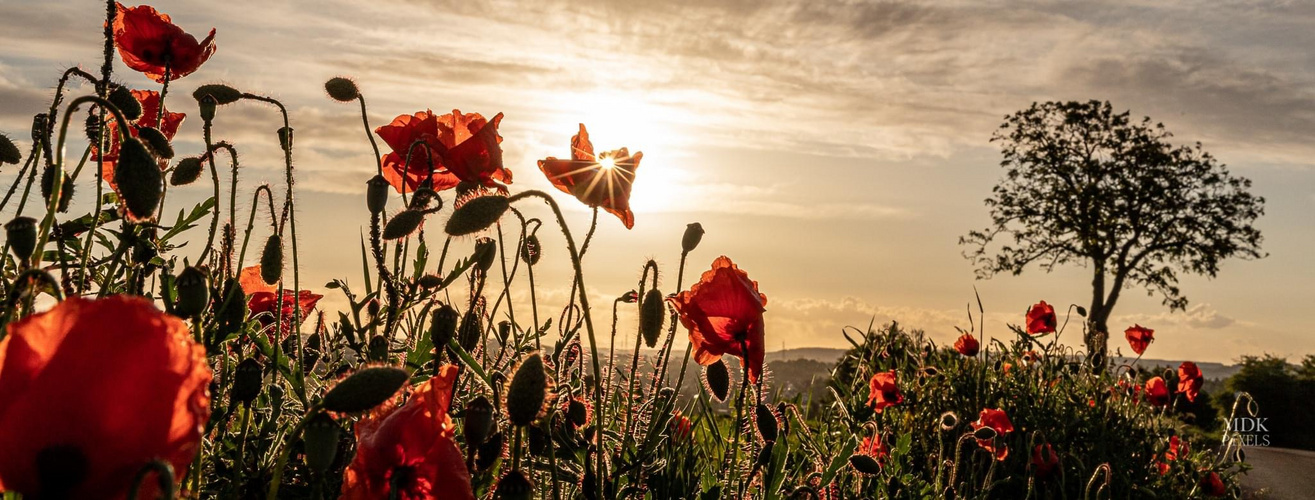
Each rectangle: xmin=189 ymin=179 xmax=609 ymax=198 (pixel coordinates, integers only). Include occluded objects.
xmin=620 ymin=290 xmax=638 ymax=303
xmin=322 ymin=366 xmax=409 ymax=413
xmin=506 ymin=353 xmax=548 ymax=427
xmin=567 ymin=398 xmax=589 ymax=427
xmin=324 ymin=77 xmax=360 ymax=102
xmin=1076 ymin=305 xmax=1088 ymax=317
xmin=40 ymin=166 xmax=73 ymax=213
xmin=277 ymin=126 xmax=293 ymax=153
xmin=137 ymin=126 xmax=174 ymax=159
xmin=368 ymin=334 xmax=389 ymax=362
xmin=303 ymin=412 xmax=340 ymax=474
xmin=366 ymin=297 xmax=380 ymax=319
xmin=0 ymin=133 xmax=20 ymax=165
xmin=464 ymin=395 xmax=495 ymax=447
xmin=170 ymin=156 xmax=204 ymax=186
xmin=192 ymin=84 xmax=243 ymax=105
xmin=417 ymin=274 xmax=442 ymax=289
xmin=260 ymin=235 xmax=283 ymax=285
xmin=755 ymin=403 xmax=778 ymax=443
xmin=366 ymin=175 xmax=389 ymax=214
xmin=704 ymin=359 xmax=731 ymax=403
xmin=232 ymin=358 xmax=263 ymax=404
xmin=520 ymin=234 xmax=541 ymax=265
xmin=430 ymin=304 xmax=459 ymax=352
xmin=755 ymin=442 xmax=774 ymax=467
xmin=849 ymin=454 xmax=882 ymax=475
xmin=475 ymin=432 xmax=503 ymax=471
xmin=639 ymin=288 xmax=665 ymax=348
xmin=108 ymin=85 xmax=142 ymax=121
xmin=5 ymin=216 xmax=37 ymax=261
xmin=973 ymin=426 xmax=997 ymax=441
xmin=458 ymin=310 xmax=482 ymax=353
xmin=198 ymin=95 xmax=217 ymax=122
xmin=446 ymin=195 xmax=509 ymax=236
xmin=382 ymin=209 xmax=424 ymax=240
xmin=114 ymin=137 xmax=162 ymax=221
xmin=682 ymin=222 xmax=704 ymax=253
xmin=217 ymin=278 xmax=247 ymax=336
xmin=473 ymin=237 xmax=497 ymax=272
xmin=777 ymin=402 xmax=791 ymax=435
xmin=497 ymin=320 xmax=512 ymax=344
xmin=174 ymin=266 xmax=209 ymax=317
xmin=496 ymin=470 xmax=533 ymax=500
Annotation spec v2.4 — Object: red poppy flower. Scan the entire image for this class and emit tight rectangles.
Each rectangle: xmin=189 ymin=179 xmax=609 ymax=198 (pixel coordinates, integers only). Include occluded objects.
xmin=1025 ymin=301 xmax=1056 ymax=335
xmin=1022 ymin=350 xmax=1041 ymax=364
xmin=92 ymin=89 xmax=185 ymax=190
xmin=113 ymin=3 xmax=216 ymax=83
xmin=375 ymin=109 xmax=512 ymax=194
xmin=1124 ymin=324 xmax=1154 ymax=355
xmin=342 ymin=364 xmax=474 ymax=500
xmin=866 ymin=369 xmax=903 ymax=413
xmin=1031 ymin=443 xmax=1059 ymax=478
xmin=1200 ymin=471 xmax=1226 ymax=497
xmin=954 ymin=333 xmax=979 ymax=356
xmin=239 ymin=266 xmax=322 ymax=339
xmin=971 ymin=408 xmax=1015 ymax=461
xmin=538 ymin=124 xmax=642 ymax=229
xmin=1144 ymin=376 xmax=1170 ymax=406
xmin=857 ymin=435 xmax=889 ymax=466
xmin=670 ymin=256 xmax=768 ymax=383
xmin=0 ymin=296 xmax=210 ymax=498
xmin=669 ymin=410 xmax=693 ymax=441
xmin=1177 ymin=362 xmax=1203 ymax=402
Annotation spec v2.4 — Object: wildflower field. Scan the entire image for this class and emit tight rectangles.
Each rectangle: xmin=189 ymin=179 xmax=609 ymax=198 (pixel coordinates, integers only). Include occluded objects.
xmin=0 ymin=2 xmax=1263 ymax=499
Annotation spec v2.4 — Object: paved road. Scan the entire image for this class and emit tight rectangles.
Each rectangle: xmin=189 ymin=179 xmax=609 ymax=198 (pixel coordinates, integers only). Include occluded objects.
xmin=1241 ymin=447 xmax=1315 ymax=499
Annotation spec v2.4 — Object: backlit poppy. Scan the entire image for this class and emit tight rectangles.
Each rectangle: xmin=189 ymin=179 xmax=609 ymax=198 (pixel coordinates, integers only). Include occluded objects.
xmin=538 ymin=124 xmax=642 ymax=229
xmin=670 ymin=410 xmax=693 ymax=441
xmin=857 ymin=434 xmax=889 ymax=466
xmin=866 ymin=369 xmax=903 ymax=413
xmin=0 ymin=296 xmax=211 ymax=498
xmin=954 ymin=333 xmax=979 ymax=356
xmin=92 ymin=89 xmax=184 ymax=190
xmin=1144 ymin=376 xmax=1170 ymax=406
xmin=1124 ymin=325 xmax=1154 ymax=355
xmin=971 ymin=408 xmax=1014 ymax=461
xmin=239 ymin=266 xmax=322 ymax=339
xmin=1200 ymin=471 xmax=1226 ymax=497
xmin=1031 ymin=443 xmax=1059 ymax=478
xmin=375 ymin=109 xmax=511 ymax=194
xmin=342 ymin=364 xmax=475 ymax=500
xmin=1158 ymin=434 xmax=1186 ymax=474
xmin=670 ymin=256 xmax=767 ymax=383
xmin=1026 ymin=301 xmax=1056 ymax=335
xmin=1177 ymin=362 xmax=1203 ymax=402
xmin=113 ymin=3 xmax=216 ymax=82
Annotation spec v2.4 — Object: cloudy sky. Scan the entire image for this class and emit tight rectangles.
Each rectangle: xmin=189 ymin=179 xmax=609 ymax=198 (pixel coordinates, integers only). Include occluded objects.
xmin=1 ymin=0 xmax=1312 ymax=363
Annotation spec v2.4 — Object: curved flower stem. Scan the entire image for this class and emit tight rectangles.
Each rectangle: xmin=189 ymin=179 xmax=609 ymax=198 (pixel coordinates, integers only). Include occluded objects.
xmin=724 ymin=338 xmax=752 ymax=493
xmin=357 ymin=95 xmax=383 ymax=176
xmin=77 ymin=119 xmax=107 ymax=292
xmin=507 ymin=190 xmax=605 ymax=495
xmin=665 ymin=250 xmax=695 ymax=395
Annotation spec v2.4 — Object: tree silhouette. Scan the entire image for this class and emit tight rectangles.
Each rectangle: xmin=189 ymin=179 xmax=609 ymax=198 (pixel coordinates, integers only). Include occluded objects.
xmin=962 ymin=100 xmax=1264 ymax=367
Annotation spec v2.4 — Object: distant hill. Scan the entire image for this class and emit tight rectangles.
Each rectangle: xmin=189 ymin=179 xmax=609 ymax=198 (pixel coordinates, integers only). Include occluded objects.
xmin=765 ymin=347 xmax=847 ymax=365
xmin=1113 ymin=357 xmax=1240 ymax=381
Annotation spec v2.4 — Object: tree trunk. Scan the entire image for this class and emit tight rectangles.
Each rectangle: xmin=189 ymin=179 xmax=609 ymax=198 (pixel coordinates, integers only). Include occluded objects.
xmin=1085 ymin=308 xmax=1110 ymax=371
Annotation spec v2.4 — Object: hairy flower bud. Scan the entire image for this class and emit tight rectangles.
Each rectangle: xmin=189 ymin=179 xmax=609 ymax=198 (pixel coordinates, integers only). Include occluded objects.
xmin=198 ymin=95 xmax=217 ymax=122
xmin=169 ymin=156 xmax=204 ymax=186
xmin=192 ymin=84 xmax=243 ymax=105
xmin=682 ymin=222 xmax=704 ymax=253
xmin=704 ymin=359 xmax=731 ymax=403
xmin=173 ymin=266 xmax=209 ymax=317
xmin=0 ymin=133 xmax=20 ymax=165
xmin=474 ymin=237 xmax=497 ymax=272
xmin=232 ymin=358 xmax=263 ymax=404
xmin=639 ymin=288 xmax=665 ymax=348
xmin=755 ymin=403 xmax=779 ymax=443
xmin=505 ymin=353 xmax=548 ymax=427
xmin=303 ymin=413 xmax=341 ymax=474
xmin=464 ymin=395 xmax=495 ymax=447
xmin=260 ymin=234 xmax=283 ymax=285
xmin=324 ymin=77 xmax=360 ymax=102
xmin=429 ymin=303 xmax=459 ymax=353
xmin=322 ymin=366 xmax=409 ymax=413
xmin=107 ymin=85 xmax=142 ymax=121
xmin=382 ymin=209 xmax=424 ymax=240
xmin=114 ymin=137 xmax=162 ymax=221
xmin=40 ymin=166 xmax=73 ymax=213
xmin=137 ymin=126 xmax=174 ymax=159
xmin=5 ymin=216 xmax=37 ymax=261
xmin=520 ymin=234 xmax=541 ymax=265
xmin=446 ymin=195 xmax=509 ymax=236
xmin=366 ymin=175 xmax=389 ymax=214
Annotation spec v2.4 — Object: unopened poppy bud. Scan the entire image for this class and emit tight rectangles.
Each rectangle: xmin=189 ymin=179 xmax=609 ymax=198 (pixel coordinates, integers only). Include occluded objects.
xmin=417 ymin=274 xmax=441 ymax=288
xmin=567 ymin=398 xmax=590 ymax=427
xmin=682 ymin=222 xmax=704 ymax=253
xmin=198 ymin=95 xmax=217 ymax=122
xmin=324 ymin=77 xmax=360 ymax=102
xmin=475 ymin=432 xmax=503 ymax=471
xmin=303 ymin=413 xmax=341 ymax=474
xmin=366 ymin=297 xmax=380 ymax=319
xmin=0 ymin=133 xmax=20 ymax=165
xmin=429 ymin=303 xmax=459 ymax=352
xmin=620 ymin=290 xmax=638 ymax=303
xmin=704 ymin=359 xmax=731 ymax=403
xmin=322 ymin=366 xmax=410 ymax=413
xmin=520 ymin=234 xmax=541 ymax=265
xmin=755 ymin=442 xmax=774 ymax=467
xmin=5 ymin=216 xmax=37 ymax=260
xmin=192 ymin=84 xmax=243 ymax=105
xmin=232 ymin=358 xmax=263 ymax=404
xmin=114 ymin=137 xmax=162 ymax=221
xmin=464 ymin=395 xmax=495 ymax=447
xmin=849 ymin=454 xmax=882 ymax=475
xmin=446 ymin=195 xmax=509 ymax=236
xmin=1076 ymin=305 xmax=1088 ymax=317
xmin=277 ymin=126 xmax=293 ymax=153
xmin=382 ymin=209 xmax=424 ymax=240
xmin=368 ymin=334 xmax=389 ymax=362
xmin=973 ymin=426 xmax=997 ymax=441
xmin=474 ymin=237 xmax=497 ymax=272
xmin=218 ymin=278 xmax=247 ymax=335
xmin=755 ymin=403 xmax=779 ymax=443
xmin=108 ymin=85 xmax=142 ymax=121
xmin=639 ymin=288 xmax=665 ymax=348
xmin=170 ymin=156 xmax=204 ymax=186
xmin=495 ymin=470 xmax=533 ymax=500
xmin=506 ymin=353 xmax=548 ymax=427
xmin=497 ymin=320 xmax=512 ymax=344
xmin=366 ymin=175 xmax=389 ymax=214
xmin=137 ymin=126 xmax=174 ymax=159
xmin=174 ymin=266 xmax=209 ymax=317
xmin=458 ymin=310 xmax=482 ymax=353
xmin=40 ymin=166 xmax=73 ymax=213
xmin=258 ymin=235 xmax=284 ymax=286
